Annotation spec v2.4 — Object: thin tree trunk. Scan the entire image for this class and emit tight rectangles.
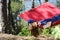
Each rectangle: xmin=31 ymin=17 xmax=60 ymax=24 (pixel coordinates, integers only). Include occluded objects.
xmin=32 ymin=0 xmax=34 ymax=8
xmin=7 ymin=0 xmax=16 ymax=34
xmin=45 ymin=0 xmax=48 ymax=2
xmin=0 ymin=0 xmax=4 ymax=32
xmin=39 ymin=0 xmax=41 ymax=5
xmin=8 ymin=0 xmax=21 ymax=34
xmin=6 ymin=0 xmax=13 ymax=34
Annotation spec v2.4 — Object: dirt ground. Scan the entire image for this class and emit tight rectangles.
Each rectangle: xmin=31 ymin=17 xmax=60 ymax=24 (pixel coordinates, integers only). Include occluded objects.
xmin=0 ymin=33 xmax=59 ymax=40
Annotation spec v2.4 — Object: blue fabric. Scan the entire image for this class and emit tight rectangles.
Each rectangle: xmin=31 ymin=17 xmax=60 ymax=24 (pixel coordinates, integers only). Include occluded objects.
xmin=28 ymin=14 xmax=60 ymax=25
xmin=41 ymin=14 xmax=60 ymax=25
xmin=28 ymin=20 xmax=36 ymax=24
xmin=51 ymin=14 xmax=60 ymax=22
xmin=41 ymin=19 xmax=51 ymax=25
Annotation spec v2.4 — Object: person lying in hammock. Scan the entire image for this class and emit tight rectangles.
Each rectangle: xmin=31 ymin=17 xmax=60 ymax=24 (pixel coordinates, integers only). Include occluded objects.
xmin=28 ymin=20 xmax=51 ymax=37
xmin=28 ymin=14 xmax=60 ymax=37
xmin=20 ymin=15 xmax=60 ymax=36
xmin=28 ymin=22 xmax=39 ymax=37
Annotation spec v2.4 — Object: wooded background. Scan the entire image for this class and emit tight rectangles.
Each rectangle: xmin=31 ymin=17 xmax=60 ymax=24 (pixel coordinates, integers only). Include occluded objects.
xmin=0 ymin=0 xmax=60 ymax=37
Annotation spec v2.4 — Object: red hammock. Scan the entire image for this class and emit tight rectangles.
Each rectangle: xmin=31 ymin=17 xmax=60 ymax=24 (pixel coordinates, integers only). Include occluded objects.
xmin=20 ymin=2 xmax=60 ymax=21
xmin=19 ymin=2 xmax=60 ymax=29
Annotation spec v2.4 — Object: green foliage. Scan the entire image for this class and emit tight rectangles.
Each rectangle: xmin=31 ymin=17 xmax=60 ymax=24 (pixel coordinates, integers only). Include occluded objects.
xmin=42 ymin=24 xmax=60 ymax=39
xmin=42 ymin=28 xmax=52 ymax=36
xmin=18 ymin=25 xmax=31 ymax=36
xmin=17 ymin=24 xmax=60 ymax=40
xmin=11 ymin=1 xmax=23 ymax=13
xmin=52 ymin=25 xmax=60 ymax=39
xmin=17 ymin=18 xmax=31 ymax=36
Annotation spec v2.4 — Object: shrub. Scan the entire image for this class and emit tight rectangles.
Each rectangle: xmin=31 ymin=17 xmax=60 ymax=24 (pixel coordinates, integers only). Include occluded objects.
xmin=18 ymin=25 xmax=31 ymax=36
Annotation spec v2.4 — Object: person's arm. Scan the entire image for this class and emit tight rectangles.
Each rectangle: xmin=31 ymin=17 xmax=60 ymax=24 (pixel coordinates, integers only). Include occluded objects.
xmin=43 ymin=21 xmax=51 ymax=29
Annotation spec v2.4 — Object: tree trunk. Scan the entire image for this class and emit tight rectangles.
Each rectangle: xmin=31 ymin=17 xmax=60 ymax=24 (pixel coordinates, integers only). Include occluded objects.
xmin=57 ymin=0 xmax=60 ymax=7
xmin=32 ymin=0 xmax=34 ymax=8
xmin=2 ymin=0 xmax=15 ymax=34
xmin=3 ymin=0 xmax=17 ymax=34
xmin=0 ymin=0 xmax=20 ymax=34
xmin=45 ymin=0 xmax=48 ymax=2
xmin=7 ymin=0 xmax=21 ymax=34
xmin=39 ymin=0 xmax=41 ymax=5
xmin=0 ymin=0 xmax=4 ymax=32
xmin=2 ymin=0 xmax=12 ymax=34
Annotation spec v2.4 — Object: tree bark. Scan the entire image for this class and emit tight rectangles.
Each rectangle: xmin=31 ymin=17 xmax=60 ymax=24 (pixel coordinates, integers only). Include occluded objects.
xmin=45 ymin=0 xmax=48 ymax=2
xmin=32 ymin=0 xmax=34 ymax=8
xmin=0 ymin=0 xmax=4 ymax=32
xmin=2 ymin=0 xmax=14 ymax=34
xmin=0 ymin=0 xmax=21 ymax=34
xmin=39 ymin=0 xmax=41 ymax=5
xmin=2 ymin=0 xmax=11 ymax=33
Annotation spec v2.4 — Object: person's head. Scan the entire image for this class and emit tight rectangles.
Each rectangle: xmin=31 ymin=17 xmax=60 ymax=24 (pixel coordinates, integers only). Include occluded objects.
xmin=28 ymin=22 xmax=38 ymax=30
xmin=31 ymin=22 xmax=37 ymax=27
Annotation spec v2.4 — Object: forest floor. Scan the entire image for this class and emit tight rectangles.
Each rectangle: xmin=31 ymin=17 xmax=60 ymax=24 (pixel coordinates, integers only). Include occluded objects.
xmin=0 ymin=33 xmax=59 ymax=40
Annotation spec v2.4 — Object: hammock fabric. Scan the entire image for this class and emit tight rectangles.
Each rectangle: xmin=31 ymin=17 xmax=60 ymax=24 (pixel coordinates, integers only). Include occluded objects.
xmin=19 ymin=2 xmax=60 ymax=29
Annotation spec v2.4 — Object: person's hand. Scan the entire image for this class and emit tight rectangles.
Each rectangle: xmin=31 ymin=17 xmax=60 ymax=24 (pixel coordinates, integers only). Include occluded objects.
xmin=38 ymin=22 xmax=41 ymax=26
